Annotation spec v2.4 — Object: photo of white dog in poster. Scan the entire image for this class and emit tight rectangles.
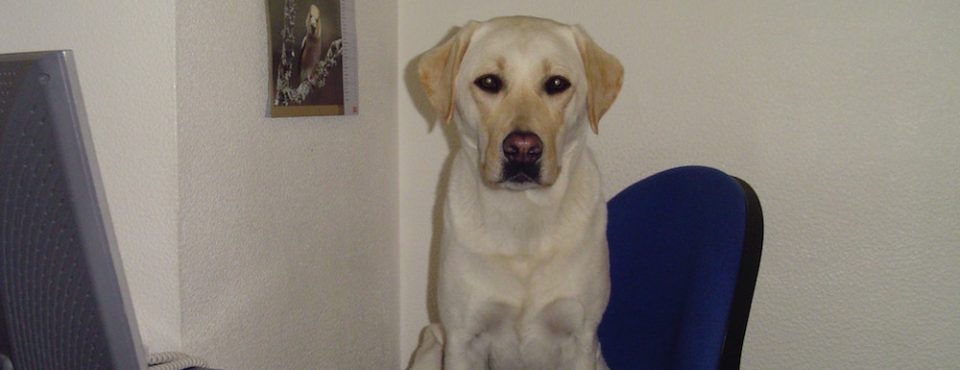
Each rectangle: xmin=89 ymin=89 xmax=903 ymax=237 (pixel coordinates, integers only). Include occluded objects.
xmin=268 ymin=0 xmax=357 ymax=116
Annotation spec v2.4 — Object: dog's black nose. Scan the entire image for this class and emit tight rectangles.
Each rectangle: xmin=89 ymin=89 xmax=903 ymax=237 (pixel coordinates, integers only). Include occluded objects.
xmin=502 ymin=131 xmax=543 ymax=164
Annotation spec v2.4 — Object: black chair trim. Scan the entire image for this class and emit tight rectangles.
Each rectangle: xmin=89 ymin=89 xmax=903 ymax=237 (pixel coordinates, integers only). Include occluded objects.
xmin=718 ymin=177 xmax=764 ymax=370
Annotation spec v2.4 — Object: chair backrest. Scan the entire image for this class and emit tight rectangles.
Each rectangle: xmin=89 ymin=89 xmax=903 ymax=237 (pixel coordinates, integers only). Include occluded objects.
xmin=598 ymin=166 xmax=763 ymax=370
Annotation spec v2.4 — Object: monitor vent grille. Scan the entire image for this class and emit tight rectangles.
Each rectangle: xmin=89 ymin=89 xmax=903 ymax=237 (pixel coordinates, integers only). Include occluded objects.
xmin=0 ymin=68 xmax=111 ymax=369
xmin=0 ymin=62 xmax=31 ymax=134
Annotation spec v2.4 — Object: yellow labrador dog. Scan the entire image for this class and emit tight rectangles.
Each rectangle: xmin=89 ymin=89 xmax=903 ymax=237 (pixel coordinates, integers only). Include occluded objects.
xmin=410 ymin=16 xmax=623 ymax=370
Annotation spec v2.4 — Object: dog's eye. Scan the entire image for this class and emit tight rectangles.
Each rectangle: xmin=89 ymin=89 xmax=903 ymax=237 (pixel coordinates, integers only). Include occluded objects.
xmin=474 ymin=74 xmax=503 ymax=94
xmin=544 ymin=76 xmax=571 ymax=95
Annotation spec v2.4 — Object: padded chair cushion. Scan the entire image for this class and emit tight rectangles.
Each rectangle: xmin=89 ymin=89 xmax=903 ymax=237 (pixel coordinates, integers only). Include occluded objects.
xmin=599 ymin=166 xmax=748 ymax=370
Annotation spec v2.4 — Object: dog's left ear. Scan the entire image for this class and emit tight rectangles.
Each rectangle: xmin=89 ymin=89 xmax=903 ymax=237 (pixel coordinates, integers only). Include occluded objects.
xmin=418 ymin=21 xmax=480 ymax=125
xmin=572 ymin=25 xmax=624 ymax=134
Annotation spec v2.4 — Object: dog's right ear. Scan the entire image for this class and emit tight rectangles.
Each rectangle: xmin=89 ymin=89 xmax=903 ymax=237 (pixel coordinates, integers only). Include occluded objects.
xmin=418 ymin=21 xmax=480 ymax=125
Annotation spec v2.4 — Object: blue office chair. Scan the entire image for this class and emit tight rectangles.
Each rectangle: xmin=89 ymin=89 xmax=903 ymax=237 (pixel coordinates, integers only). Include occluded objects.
xmin=598 ymin=166 xmax=764 ymax=370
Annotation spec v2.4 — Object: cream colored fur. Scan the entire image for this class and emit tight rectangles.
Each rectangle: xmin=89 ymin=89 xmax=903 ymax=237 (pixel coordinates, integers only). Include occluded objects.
xmin=410 ymin=16 xmax=623 ymax=370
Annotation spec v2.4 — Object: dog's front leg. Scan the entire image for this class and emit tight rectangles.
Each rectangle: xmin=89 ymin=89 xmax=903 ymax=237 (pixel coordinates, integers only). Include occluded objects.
xmin=441 ymin=296 xmax=524 ymax=369
xmin=442 ymin=328 xmax=489 ymax=370
xmin=569 ymin=331 xmax=608 ymax=370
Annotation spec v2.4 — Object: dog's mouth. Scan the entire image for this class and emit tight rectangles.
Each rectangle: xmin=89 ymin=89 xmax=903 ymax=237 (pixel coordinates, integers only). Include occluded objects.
xmin=499 ymin=162 xmax=541 ymax=189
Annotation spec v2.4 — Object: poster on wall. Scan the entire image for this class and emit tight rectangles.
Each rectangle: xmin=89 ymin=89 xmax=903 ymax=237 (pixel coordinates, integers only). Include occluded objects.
xmin=268 ymin=0 xmax=358 ymax=117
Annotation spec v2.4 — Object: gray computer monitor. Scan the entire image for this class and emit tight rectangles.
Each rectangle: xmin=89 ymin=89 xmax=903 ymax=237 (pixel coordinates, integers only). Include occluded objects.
xmin=0 ymin=50 xmax=146 ymax=370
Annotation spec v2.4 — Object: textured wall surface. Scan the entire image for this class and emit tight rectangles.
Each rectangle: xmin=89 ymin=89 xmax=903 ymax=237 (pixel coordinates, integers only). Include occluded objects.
xmin=399 ymin=1 xmax=960 ymax=368
xmin=0 ymin=0 xmax=180 ymax=352
xmin=176 ymin=1 xmax=398 ymax=369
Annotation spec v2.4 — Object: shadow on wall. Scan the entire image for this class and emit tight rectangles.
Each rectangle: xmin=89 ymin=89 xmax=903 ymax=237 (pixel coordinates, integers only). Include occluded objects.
xmin=402 ymin=25 xmax=461 ymax=330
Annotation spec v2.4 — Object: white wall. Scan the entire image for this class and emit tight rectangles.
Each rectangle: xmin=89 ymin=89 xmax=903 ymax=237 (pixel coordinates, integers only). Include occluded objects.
xmin=176 ymin=1 xmax=398 ymax=369
xmin=399 ymin=1 xmax=960 ymax=368
xmin=0 ymin=0 xmax=180 ymax=352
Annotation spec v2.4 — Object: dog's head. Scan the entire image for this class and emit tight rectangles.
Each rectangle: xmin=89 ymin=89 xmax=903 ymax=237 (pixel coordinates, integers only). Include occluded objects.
xmin=419 ymin=16 xmax=623 ymax=190
xmin=306 ymin=5 xmax=322 ymax=37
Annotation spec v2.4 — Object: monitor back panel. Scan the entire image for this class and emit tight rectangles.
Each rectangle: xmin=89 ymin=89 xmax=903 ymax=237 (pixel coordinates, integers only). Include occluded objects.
xmin=0 ymin=51 xmax=143 ymax=370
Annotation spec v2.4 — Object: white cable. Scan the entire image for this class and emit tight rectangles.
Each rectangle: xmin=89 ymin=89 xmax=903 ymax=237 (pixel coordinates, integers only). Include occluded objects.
xmin=147 ymin=351 xmax=208 ymax=370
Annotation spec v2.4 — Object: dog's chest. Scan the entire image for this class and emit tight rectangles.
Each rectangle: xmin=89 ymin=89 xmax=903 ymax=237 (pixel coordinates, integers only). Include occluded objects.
xmin=474 ymin=229 xmax=590 ymax=294
xmin=450 ymin=195 xmax=585 ymax=259
xmin=492 ymin=253 xmax=540 ymax=280
xmin=468 ymin=217 xmax=576 ymax=264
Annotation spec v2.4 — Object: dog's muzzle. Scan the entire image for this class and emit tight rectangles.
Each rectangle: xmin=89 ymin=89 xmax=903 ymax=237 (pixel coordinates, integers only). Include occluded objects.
xmin=501 ymin=131 xmax=542 ymax=185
